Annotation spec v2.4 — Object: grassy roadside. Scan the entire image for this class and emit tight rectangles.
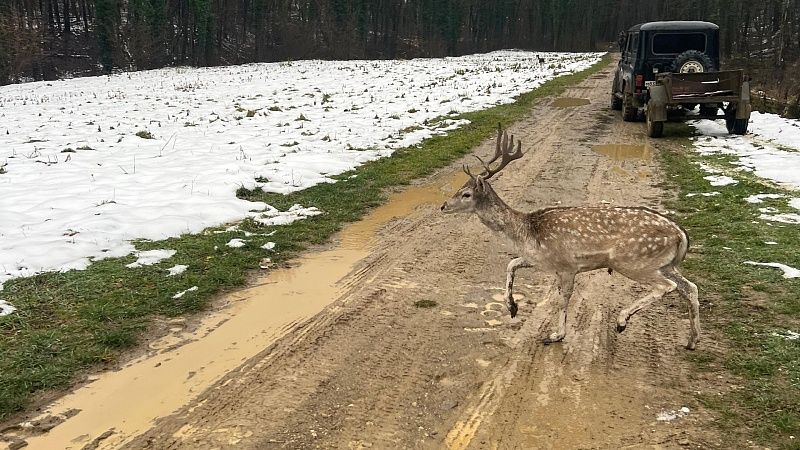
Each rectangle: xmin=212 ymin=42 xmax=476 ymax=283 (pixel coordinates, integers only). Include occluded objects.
xmin=0 ymin=54 xmax=613 ymax=421
xmin=658 ymin=126 xmax=800 ymax=449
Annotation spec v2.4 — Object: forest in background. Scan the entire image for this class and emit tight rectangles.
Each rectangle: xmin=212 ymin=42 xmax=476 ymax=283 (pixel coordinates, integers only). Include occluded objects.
xmin=0 ymin=0 xmax=799 ymax=104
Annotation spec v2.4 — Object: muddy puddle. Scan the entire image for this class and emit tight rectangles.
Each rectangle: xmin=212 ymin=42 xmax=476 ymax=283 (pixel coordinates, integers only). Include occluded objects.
xmin=593 ymin=144 xmax=653 ymax=180
xmin=592 ymin=144 xmax=652 ymax=160
xmin=15 ymin=170 xmax=468 ymax=450
xmin=552 ymin=97 xmax=591 ymax=108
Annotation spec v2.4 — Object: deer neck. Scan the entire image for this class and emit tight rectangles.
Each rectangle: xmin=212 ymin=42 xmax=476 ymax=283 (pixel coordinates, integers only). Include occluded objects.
xmin=475 ymin=191 xmax=527 ymax=242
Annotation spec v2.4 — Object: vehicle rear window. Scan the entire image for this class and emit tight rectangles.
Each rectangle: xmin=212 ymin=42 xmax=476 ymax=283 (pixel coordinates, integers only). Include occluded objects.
xmin=652 ymin=33 xmax=706 ymax=54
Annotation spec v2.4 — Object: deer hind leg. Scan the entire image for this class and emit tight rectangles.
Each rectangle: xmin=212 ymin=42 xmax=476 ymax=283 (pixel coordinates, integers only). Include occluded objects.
xmin=543 ymin=271 xmax=576 ymax=344
xmin=505 ymin=257 xmax=532 ymax=318
xmin=615 ymin=271 xmax=676 ymax=334
xmin=661 ymin=267 xmax=701 ymax=350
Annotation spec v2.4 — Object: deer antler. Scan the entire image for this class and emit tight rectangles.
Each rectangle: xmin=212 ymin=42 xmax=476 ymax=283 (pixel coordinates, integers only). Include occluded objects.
xmin=462 ymin=164 xmax=474 ymax=178
xmin=475 ymin=124 xmax=523 ymax=180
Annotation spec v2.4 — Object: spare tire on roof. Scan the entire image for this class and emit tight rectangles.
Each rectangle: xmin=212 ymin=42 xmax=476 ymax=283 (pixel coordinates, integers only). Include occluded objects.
xmin=671 ymin=50 xmax=715 ymax=73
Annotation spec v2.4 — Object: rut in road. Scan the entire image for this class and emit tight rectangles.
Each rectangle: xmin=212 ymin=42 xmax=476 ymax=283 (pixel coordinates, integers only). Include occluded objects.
xmin=122 ymin=63 xmax=723 ymax=450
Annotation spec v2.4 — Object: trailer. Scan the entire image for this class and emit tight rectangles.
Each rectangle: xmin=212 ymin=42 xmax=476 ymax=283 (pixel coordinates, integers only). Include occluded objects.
xmin=645 ymin=69 xmax=752 ymax=137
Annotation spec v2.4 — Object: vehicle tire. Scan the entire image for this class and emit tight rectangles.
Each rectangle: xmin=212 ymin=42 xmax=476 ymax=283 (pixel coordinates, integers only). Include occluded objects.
xmin=611 ymin=93 xmax=622 ymax=111
xmin=622 ymin=93 xmax=637 ymax=122
xmin=646 ymin=113 xmax=664 ymax=138
xmin=671 ymin=50 xmax=715 ymax=73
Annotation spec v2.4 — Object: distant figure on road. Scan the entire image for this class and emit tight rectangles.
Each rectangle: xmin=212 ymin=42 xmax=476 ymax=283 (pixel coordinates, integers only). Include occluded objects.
xmin=618 ymin=31 xmax=626 ymax=51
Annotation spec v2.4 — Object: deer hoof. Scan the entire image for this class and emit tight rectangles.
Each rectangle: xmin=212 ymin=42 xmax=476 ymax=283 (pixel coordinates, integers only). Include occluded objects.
xmin=508 ymin=303 xmax=518 ymax=318
xmin=616 ymin=323 xmax=627 ymax=333
xmin=685 ymin=341 xmax=697 ymax=351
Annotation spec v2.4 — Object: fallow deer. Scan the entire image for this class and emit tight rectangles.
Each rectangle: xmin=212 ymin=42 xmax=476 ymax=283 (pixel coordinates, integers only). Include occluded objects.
xmin=441 ymin=125 xmax=700 ymax=349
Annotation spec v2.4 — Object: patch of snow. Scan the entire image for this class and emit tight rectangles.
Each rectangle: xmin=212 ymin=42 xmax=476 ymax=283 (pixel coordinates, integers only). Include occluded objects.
xmin=262 ymin=242 xmax=276 ymax=251
xmin=226 ymin=238 xmax=247 ymax=248
xmin=166 ymin=264 xmax=188 ymax=276
xmin=696 ymin=162 xmax=722 ymax=174
xmin=791 ymin=198 xmax=800 ymax=210
xmin=0 ymin=51 xmax=601 ymax=300
xmin=749 ymin=112 xmax=800 ymax=149
xmin=744 ymin=193 xmax=784 ymax=204
xmin=744 ymin=261 xmax=800 ymax=279
xmin=656 ymin=407 xmax=690 ymax=422
xmin=254 ymin=205 xmax=323 ymax=226
xmin=691 ymin=117 xmax=800 ymax=189
xmin=771 ymin=330 xmax=800 ymax=341
xmin=764 ymin=241 xmax=778 ymax=245
xmin=172 ymin=285 xmax=198 ymax=299
xmin=0 ymin=300 xmax=16 ymax=316
xmin=686 ymin=192 xmax=720 ymax=197
xmin=703 ymin=175 xmax=738 ymax=187
xmin=125 ymin=249 xmax=176 ymax=268
xmin=759 ymin=212 xmax=800 ymax=224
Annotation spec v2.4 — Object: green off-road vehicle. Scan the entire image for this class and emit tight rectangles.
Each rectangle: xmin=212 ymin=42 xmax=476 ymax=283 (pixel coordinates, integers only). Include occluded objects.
xmin=612 ymin=21 xmax=752 ymax=137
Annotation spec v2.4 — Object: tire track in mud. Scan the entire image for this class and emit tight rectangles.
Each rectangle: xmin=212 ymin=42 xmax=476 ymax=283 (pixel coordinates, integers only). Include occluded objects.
xmin=112 ymin=62 xmax=724 ymax=449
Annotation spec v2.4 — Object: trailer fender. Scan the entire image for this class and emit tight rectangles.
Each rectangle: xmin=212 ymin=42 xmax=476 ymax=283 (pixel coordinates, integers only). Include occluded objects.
xmin=736 ymin=81 xmax=752 ymax=120
xmin=646 ymin=85 xmax=668 ymax=122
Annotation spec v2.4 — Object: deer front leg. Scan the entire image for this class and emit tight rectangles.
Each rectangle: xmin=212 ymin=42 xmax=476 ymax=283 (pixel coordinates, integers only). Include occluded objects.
xmin=505 ymin=257 xmax=532 ymax=318
xmin=543 ymin=272 xmax=576 ymax=344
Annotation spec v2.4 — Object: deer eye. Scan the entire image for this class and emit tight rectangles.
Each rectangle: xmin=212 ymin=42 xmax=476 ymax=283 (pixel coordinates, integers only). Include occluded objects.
xmin=462 ymin=192 xmax=472 ymax=198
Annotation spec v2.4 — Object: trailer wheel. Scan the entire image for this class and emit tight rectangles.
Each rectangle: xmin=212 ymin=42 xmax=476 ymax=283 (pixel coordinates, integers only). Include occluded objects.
xmin=622 ymin=93 xmax=637 ymax=122
xmin=725 ymin=105 xmax=749 ymax=135
xmin=647 ymin=114 xmax=664 ymax=138
xmin=728 ymin=118 xmax=748 ymax=135
xmin=611 ymin=93 xmax=622 ymax=111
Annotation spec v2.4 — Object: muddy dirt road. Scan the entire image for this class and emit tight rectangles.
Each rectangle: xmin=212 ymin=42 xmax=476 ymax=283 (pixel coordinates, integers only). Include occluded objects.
xmin=8 ymin=62 xmax=726 ymax=450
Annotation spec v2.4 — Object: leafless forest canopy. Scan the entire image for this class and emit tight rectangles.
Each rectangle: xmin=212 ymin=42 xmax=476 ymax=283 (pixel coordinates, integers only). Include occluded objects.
xmin=0 ymin=0 xmax=798 ymax=99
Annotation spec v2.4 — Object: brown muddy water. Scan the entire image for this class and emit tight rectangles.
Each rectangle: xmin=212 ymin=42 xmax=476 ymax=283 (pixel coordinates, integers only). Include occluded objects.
xmin=593 ymin=144 xmax=653 ymax=180
xmin=592 ymin=144 xmax=651 ymax=160
xmin=16 ymin=170 xmax=468 ymax=450
xmin=552 ymin=97 xmax=591 ymax=108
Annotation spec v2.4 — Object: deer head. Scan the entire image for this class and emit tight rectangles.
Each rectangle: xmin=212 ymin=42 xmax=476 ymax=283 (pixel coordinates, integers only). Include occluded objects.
xmin=441 ymin=124 xmax=523 ymax=214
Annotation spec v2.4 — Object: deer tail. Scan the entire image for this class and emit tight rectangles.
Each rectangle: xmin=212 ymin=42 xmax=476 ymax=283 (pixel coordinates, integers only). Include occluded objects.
xmin=672 ymin=225 xmax=690 ymax=266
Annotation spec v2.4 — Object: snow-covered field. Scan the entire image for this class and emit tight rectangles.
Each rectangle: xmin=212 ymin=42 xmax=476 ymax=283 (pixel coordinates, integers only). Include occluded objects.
xmin=691 ymin=112 xmax=800 ymax=282
xmin=692 ymin=113 xmax=800 ymax=189
xmin=0 ymin=51 xmax=602 ymax=305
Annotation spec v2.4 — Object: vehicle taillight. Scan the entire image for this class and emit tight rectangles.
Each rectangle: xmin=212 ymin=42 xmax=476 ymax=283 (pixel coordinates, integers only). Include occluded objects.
xmin=635 ymin=74 xmax=644 ymax=93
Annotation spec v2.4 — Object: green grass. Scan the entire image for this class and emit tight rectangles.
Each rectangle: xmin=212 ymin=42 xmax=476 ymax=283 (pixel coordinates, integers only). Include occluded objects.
xmin=0 ymin=54 xmax=612 ymax=421
xmin=658 ymin=129 xmax=800 ymax=449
